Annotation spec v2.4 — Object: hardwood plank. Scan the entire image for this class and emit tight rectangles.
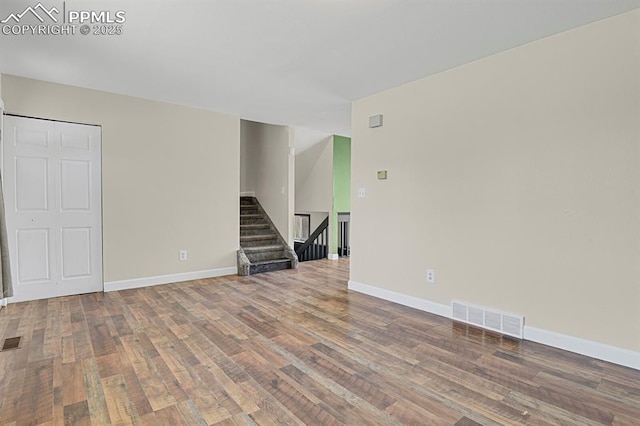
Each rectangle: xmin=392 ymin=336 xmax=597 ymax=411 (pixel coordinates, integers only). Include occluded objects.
xmin=455 ymin=416 xmax=484 ymax=426
xmin=111 ymin=314 xmax=134 ymax=336
xmin=26 ymin=328 xmax=47 ymax=363
xmin=102 ymin=374 xmax=141 ymax=425
xmin=501 ymin=390 xmax=598 ymax=425
xmin=44 ymin=300 xmax=62 ymax=358
xmin=598 ymin=378 xmax=640 ymax=405
xmin=61 ymin=335 xmax=76 ymax=364
xmin=72 ymin=320 xmax=94 ymax=361
xmin=63 ymin=400 xmax=91 ymax=426
xmin=192 ymin=363 xmax=244 ymax=415
xmin=271 ymin=338 xmax=397 ymax=411
xmin=238 ymin=380 xmax=303 ymax=426
xmin=152 ymin=355 xmax=189 ymax=404
xmin=193 ymin=320 xmax=245 ymax=356
xmin=0 ymin=367 xmax=26 ymax=421
xmin=139 ymin=373 xmax=178 ymax=412
xmin=16 ymin=358 xmax=54 ymax=425
xmin=260 ymin=334 xmax=402 ymax=425
xmin=52 ymin=357 xmax=64 ymax=426
xmin=120 ymin=362 xmax=154 ymax=417
xmin=310 ymin=341 xmax=469 ymax=423
xmin=62 ymin=361 xmax=87 ymax=406
xmin=187 ymin=386 xmax=233 ymax=425
xmin=279 ymin=364 xmax=386 ymax=426
xmin=180 ymin=336 xmax=259 ymax=414
xmin=175 ymin=399 xmax=210 ymax=426
xmin=96 ymin=352 xmax=123 ymax=379
xmin=81 ymin=357 xmax=111 ymax=425
xmin=144 ymin=404 xmax=185 ymax=425
xmin=183 ymin=329 xmax=252 ymax=384
xmin=534 ymin=370 xmax=635 ymax=421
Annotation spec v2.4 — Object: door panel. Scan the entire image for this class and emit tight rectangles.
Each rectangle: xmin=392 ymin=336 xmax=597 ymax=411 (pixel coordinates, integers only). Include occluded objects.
xmin=59 ymin=129 xmax=92 ymax=151
xmin=61 ymin=160 xmax=91 ymax=210
xmin=61 ymin=227 xmax=92 ymax=279
xmin=16 ymin=125 xmax=49 ymax=148
xmin=16 ymin=229 xmax=50 ymax=283
xmin=16 ymin=156 xmax=49 ymax=211
xmin=3 ymin=115 xmax=102 ymax=302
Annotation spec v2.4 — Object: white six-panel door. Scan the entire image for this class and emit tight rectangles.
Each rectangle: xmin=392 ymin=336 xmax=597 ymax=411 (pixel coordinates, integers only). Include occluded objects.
xmin=2 ymin=115 xmax=102 ymax=302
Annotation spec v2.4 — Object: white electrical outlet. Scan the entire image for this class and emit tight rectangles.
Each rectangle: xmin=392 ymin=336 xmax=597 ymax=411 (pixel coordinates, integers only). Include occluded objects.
xmin=427 ymin=269 xmax=435 ymax=283
xmin=179 ymin=250 xmax=188 ymax=261
xmin=358 ymin=187 xmax=366 ymax=198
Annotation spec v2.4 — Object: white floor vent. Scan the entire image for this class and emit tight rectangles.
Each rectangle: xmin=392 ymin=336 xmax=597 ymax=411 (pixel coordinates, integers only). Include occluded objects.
xmin=451 ymin=300 xmax=524 ymax=339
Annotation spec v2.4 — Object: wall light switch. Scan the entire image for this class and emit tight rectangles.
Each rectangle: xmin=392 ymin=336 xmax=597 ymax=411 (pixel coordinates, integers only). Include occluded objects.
xmin=357 ymin=187 xmax=366 ymax=198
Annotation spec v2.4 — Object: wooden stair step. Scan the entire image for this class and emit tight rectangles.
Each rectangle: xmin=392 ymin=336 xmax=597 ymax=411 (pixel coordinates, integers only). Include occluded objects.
xmin=243 ymin=244 xmax=284 ymax=253
xmin=241 ymin=224 xmax=270 ymax=229
xmin=251 ymin=258 xmax=290 ymax=265
xmin=241 ymin=234 xmax=277 ymax=241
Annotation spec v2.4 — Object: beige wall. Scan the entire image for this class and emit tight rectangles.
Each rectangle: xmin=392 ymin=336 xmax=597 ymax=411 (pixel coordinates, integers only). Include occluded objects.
xmin=351 ymin=10 xmax=640 ymax=352
xmin=295 ymin=136 xmax=333 ymax=214
xmin=240 ymin=120 xmax=294 ymax=244
xmin=2 ymin=75 xmax=240 ymax=283
xmin=295 ymin=212 xmax=329 ymax=238
xmin=239 ymin=120 xmax=255 ymax=194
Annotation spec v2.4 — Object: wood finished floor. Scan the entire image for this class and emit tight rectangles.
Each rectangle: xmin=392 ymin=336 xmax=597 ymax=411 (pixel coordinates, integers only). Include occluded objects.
xmin=0 ymin=259 xmax=638 ymax=425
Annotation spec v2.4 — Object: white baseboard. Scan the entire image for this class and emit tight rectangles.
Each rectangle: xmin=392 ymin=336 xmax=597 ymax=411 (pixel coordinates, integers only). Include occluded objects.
xmin=240 ymin=191 xmax=255 ymax=197
xmin=328 ymin=254 xmax=339 ymax=260
xmin=0 ymin=298 xmax=6 ymax=308
xmin=348 ymin=280 xmax=640 ymax=371
xmin=104 ymin=266 xmax=237 ymax=292
xmin=348 ymin=280 xmax=450 ymax=318
xmin=524 ymin=326 xmax=640 ymax=370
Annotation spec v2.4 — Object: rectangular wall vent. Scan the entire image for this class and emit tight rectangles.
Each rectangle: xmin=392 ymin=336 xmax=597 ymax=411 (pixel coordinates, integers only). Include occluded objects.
xmin=1 ymin=336 xmax=22 ymax=351
xmin=451 ymin=300 xmax=524 ymax=339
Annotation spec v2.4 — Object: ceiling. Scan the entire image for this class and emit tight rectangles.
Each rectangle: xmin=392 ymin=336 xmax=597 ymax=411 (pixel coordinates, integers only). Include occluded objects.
xmin=1 ymin=0 xmax=638 ymax=137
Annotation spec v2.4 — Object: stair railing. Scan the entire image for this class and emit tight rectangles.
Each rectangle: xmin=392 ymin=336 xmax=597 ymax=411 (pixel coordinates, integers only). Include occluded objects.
xmin=338 ymin=212 xmax=350 ymax=257
xmin=295 ymin=217 xmax=329 ymax=262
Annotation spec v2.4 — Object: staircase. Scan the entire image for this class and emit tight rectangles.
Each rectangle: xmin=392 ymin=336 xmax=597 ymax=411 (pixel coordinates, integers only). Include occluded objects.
xmin=237 ymin=197 xmax=298 ymax=275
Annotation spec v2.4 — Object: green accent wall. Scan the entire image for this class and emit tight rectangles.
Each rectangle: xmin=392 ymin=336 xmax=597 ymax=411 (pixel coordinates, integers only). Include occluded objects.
xmin=332 ymin=135 xmax=351 ymax=253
